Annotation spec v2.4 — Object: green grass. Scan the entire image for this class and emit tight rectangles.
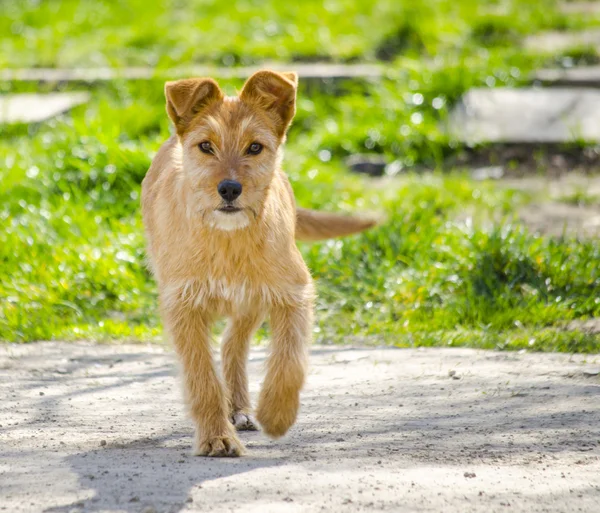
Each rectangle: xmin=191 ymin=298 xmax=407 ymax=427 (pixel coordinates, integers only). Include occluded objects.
xmin=558 ymin=190 xmax=600 ymax=207
xmin=0 ymin=0 xmax=576 ymax=68
xmin=2 ymin=0 xmax=600 ymax=351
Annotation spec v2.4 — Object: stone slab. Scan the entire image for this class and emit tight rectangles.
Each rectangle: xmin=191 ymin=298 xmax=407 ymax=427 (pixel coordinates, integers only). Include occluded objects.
xmin=525 ymin=29 xmax=600 ymax=53
xmin=520 ymin=201 xmax=600 ymax=237
xmin=1 ymin=342 xmax=599 ymax=512
xmin=449 ymin=87 xmax=600 ymax=144
xmin=0 ymin=63 xmax=384 ymax=83
xmin=0 ymin=92 xmax=89 ymax=124
xmin=560 ymin=2 xmax=600 ymax=14
xmin=533 ymin=65 xmax=600 ymax=87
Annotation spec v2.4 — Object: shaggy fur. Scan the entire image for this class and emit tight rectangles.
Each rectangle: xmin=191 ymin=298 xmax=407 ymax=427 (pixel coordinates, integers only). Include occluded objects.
xmin=141 ymin=70 xmax=376 ymax=457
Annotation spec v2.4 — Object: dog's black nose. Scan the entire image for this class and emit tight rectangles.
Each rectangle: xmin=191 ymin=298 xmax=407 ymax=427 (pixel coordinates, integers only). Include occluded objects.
xmin=217 ymin=180 xmax=242 ymax=202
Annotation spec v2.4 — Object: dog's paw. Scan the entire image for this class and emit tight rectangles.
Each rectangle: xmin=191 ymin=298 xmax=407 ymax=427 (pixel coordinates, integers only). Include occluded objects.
xmin=256 ymin=396 xmax=299 ymax=438
xmin=193 ymin=433 xmax=245 ymax=457
xmin=231 ymin=411 xmax=259 ymax=431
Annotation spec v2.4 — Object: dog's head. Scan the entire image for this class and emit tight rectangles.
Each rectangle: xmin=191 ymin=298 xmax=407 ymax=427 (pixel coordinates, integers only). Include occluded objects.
xmin=165 ymin=70 xmax=297 ymax=232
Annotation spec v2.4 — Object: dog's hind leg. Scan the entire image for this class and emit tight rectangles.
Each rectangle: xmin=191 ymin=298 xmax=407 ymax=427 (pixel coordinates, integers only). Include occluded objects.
xmin=256 ymin=297 xmax=313 ymax=438
xmin=164 ymin=302 xmax=244 ymax=457
xmin=221 ymin=308 xmax=265 ymax=431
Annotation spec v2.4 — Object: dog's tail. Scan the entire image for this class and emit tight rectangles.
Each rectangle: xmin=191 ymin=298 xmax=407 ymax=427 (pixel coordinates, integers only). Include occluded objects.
xmin=295 ymin=207 xmax=379 ymax=241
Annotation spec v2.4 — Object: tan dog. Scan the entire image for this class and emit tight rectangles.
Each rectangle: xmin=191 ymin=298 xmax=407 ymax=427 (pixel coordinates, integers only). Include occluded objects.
xmin=141 ymin=70 xmax=375 ymax=457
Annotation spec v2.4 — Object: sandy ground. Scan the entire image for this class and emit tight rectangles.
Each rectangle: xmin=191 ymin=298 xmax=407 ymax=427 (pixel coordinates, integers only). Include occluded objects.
xmin=1 ymin=342 xmax=599 ymax=513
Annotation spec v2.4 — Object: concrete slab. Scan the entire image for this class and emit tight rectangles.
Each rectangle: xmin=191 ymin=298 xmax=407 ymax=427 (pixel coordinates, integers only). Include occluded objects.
xmin=449 ymin=87 xmax=600 ymax=144
xmin=0 ymin=63 xmax=384 ymax=83
xmin=525 ymin=29 xmax=600 ymax=53
xmin=1 ymin=342 xmax=599 ymax=512
xmin=560 ymin=2 xmax=600 ymax=14
xmin=0 ymin=92 xmax=89 ymax=124
xmin=520 ymin=201 xmax=600 ymax=237
xmin=533 ymin=65 xmax=600 ymax=87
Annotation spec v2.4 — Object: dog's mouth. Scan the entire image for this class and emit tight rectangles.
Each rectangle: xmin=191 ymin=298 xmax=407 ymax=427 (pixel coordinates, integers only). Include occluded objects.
xmin=217 ymin=205 xmax=243 ymax=214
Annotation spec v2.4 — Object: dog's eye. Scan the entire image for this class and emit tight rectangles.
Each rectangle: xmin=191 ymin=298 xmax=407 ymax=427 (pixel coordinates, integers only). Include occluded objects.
xmin=247 ymin=142 xmax=263 ymax=155
xmin=199 ymin=141 xmax=213 ymax=154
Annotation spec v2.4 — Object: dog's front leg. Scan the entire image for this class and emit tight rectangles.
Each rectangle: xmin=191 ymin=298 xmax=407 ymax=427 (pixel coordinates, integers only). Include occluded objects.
xmin=256 ymin=299 xmax=313 ymax=437
xmin=164 ymin=304 xmax=244 ymax=457
xmin=221 ymin=309 xmax=265 ymax=431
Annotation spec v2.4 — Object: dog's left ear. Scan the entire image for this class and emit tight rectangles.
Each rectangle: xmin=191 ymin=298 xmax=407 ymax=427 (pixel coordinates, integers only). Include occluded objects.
xmin=240 ymin=70 xmax=298 ymax=137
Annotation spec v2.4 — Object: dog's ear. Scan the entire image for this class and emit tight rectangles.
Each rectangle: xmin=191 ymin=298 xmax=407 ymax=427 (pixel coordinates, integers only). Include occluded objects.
xmin=240 ymin=70 xmax=298 ymax=137
xmin=278 ymin=71 xmax=298 ymax=86
xmin=165 ymin=78 xmax=223 ymax=133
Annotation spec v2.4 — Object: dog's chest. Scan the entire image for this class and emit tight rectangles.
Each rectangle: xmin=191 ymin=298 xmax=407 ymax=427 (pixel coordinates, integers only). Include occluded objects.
xmin=163 ymin=276 xmax=311 ymax=311
xmin=158 ymin=227 xmax=311 ymax=309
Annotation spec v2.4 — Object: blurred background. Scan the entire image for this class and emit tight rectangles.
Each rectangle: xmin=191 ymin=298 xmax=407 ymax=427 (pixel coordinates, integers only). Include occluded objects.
xmin=2 ymin=0 xmax=600 ymax=352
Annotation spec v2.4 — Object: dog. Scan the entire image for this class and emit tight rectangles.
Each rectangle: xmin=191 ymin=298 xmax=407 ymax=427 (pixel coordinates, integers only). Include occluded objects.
xmin=141 ymin=70 xmax=376 ymax=457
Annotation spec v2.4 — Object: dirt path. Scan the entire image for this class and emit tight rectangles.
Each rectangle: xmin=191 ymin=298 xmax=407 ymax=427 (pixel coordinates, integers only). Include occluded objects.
xmin=504 ymin=174 xmax=600 ymax=237
xmin=1 ymin=342 xmax=599 ymax=513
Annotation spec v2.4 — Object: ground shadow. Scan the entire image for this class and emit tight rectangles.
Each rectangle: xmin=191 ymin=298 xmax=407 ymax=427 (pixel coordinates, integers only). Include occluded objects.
xmin=43 ymin=433 xmax=283 ymax=513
